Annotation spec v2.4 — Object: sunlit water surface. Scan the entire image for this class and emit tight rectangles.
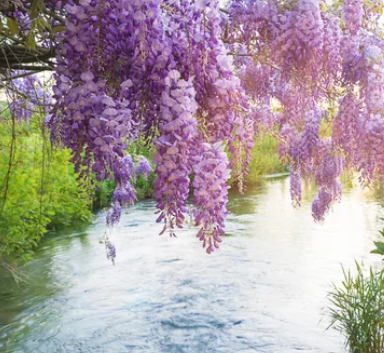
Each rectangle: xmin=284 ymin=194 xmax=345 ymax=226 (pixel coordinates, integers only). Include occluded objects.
xmin=1 ymin=177 xmax=384 ymax=353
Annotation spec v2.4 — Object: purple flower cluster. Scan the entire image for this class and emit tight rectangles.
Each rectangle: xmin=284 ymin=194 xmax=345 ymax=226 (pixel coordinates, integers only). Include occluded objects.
xmin=107 ymin=241 xmax=116 ymax=259
xmin=7 ymin=74 xmax=51 ymax=122
xmin=104 ymin=233 xmax=116 ymax=265
xmin=111 ymin=156 xmax=136 ymax=207
xmin=106 ymin=155 xmax=149 ymax=227
xmin=237 ymin=64 xmax=273 ymax=101
xmin=135 ymin=156 xmax=152 ymax=181
xmin=359 ymin=114 xmax=384 ymax=182
xmin=312 ymin=187 xmax=334 ymax=222
xmin=227 ymin=0 xmax=277 ymax=55
xmin=106 ymin=201 xmax=121 ymax=227
xmin=187 ymin=0 xmax=253 ymax=190
xmin=192 ymin=141 xmax=230 ymax=254
xmin=290 ymin=170 xmax=302 ymax=208
xmin=323 ymin=15 xmax=342 ymax=86
xmin=271 ymin=0 xmax=325 ymax=82
xmin=332 ymin=92 xmax=362 ymax=165
xmin=355 ymin=52 xmax=384 ymax=183
xmin=314 ymin=146 xmax=344 ymax=188
xmin=14 ymin=10 xmax=31 ymax=35
xmin=43 ymin=0 xmax=384 ymax=252
xmin=297 ymin=108 xmax=322 ymax=174
xmin=311 ymin=143 xmax=344 ymax=221
xmin=227 ymin=0 xmax=383 ymax=223
xmin=365 ymin=55 xmax=384 ymax=113
xmin=341 ymin=35 xmax=366 ymax=84
xmin=52 ymin=74 xmax=132 ymax=181
xmin=344 ymin=0 xmax=364 ymax=35
xmin=153 ymin=70 xmax=197 ymax=237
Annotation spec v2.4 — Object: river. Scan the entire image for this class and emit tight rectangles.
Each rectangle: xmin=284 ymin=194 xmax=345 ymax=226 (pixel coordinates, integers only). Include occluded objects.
xmin=1 ymin=177 xmax=383 ymax=353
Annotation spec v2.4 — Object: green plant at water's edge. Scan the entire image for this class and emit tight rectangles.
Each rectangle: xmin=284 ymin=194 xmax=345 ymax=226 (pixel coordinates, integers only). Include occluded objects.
xmin=245 ymin=133 xmax=288 ymax=185
xmin=328 ymin=262 xmax=384 ymax=353
xmin=370 ymin=229 xmax=384 ymax=258
xmin=0 ymin=112 xmax=156 ymax=266
xmin=228 ymin=132 xmax=287 ymax=188
xmin=0 ymin=117 xmax=92 ymax=264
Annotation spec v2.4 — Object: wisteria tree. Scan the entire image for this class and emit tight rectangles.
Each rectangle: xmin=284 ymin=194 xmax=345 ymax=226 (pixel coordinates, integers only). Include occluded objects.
xmin=1 ymin=0 xmax=384 ymax=256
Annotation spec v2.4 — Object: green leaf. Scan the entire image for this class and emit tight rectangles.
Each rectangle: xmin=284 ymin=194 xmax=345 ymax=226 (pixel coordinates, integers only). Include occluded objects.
xmin=26 ymin=32 xmax=36 ymax=50
xmin=7 ymin=18 xmax=19 ymax=36
xmin=37 ymin=0 xmax=47 ymax=12
xmin=52 ymin=26 xmax=66 ymax=33
xmin=36 ymin=17 xmax=49 ymax=32
xmin=30 ymin=0 xmax=39 ymax=20
xmin=371 ymin=241 xmax=384 ymax=256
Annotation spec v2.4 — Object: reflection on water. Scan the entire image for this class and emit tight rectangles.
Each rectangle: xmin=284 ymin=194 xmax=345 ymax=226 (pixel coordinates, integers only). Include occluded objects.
xmin=1 ymin=177 xmax=383 ymax=353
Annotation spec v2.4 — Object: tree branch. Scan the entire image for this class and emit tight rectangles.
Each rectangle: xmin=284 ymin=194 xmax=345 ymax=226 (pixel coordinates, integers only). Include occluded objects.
xmin=1 ymin=66 xmax=53 ymax=83
xmin=0 ymin=43 xmax=56 ymax=70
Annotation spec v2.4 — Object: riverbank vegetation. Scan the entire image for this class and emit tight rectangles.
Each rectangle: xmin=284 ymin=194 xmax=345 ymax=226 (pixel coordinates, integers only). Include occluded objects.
xmin=0 ymin=109 xmax=155 ymax=266
xmin=328 ymin=262 xmax=384 ymax=353
xmin=245 ymin=133 xmax=288 ymax=185
xmin=328 ymin=232 xmax=384 ymax=353
xmin=0 ymin=113 xmax=93 ymax=264
xmin=0 ymin=103 xmax=286 ymax=267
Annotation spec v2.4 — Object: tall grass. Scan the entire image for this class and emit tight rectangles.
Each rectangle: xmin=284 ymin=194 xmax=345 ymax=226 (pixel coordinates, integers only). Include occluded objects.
xmin=328 ymin=262 xmax=384 ymax=353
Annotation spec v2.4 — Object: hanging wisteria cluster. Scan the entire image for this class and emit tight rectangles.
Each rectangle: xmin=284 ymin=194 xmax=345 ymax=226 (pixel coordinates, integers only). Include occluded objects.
xmin=227 ymin=0 xmax=384 ymax=220
xmin=48 ymin=0 xmax=252 ymax=256
xmin=3 ymin=0 xmax=384 ymax=256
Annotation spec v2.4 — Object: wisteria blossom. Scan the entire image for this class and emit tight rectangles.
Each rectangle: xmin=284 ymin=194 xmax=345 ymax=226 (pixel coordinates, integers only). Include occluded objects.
xmin=228 ymin=0 xmax=384 ymax=222
xmin=15 ymin=0 xmax=378 ymax=255
xmin=6 ymin=73 xmax=51 ymax=122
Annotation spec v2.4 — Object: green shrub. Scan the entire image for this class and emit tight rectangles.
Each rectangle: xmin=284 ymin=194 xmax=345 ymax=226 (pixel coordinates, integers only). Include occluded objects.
xmin=328 ymin=262 xmax=384 ymax=353
xmin=0 ymin=117 xmax=92 ymax=263
xmin=93 ymin=179 xmax=116 ymax=210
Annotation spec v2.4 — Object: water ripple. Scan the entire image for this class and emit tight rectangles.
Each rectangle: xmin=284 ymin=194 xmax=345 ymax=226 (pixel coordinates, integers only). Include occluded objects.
xmin=1 ymin=178 xmax=383 ymax=352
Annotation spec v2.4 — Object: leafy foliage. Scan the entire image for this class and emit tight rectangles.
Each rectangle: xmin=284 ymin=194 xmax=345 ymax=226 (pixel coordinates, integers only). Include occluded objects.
xmin=370 ymin=229 xmax=384 ymax=257
xmin=328 ymin=262 xmax=384 ymax=353
xmin=0 ymin=116 xmax=92 ymax=263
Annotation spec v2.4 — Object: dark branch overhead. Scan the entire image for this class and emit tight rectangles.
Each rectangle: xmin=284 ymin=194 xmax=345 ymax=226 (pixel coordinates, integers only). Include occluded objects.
xmin=0 ymin=0 xmax=62 ymax=79
xmin=0 ymin=44 xmax=56 ymax=72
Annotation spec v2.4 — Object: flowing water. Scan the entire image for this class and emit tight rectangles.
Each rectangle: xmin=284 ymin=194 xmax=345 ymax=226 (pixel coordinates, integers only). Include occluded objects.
xmin=1 ymin=177 xmax=384 ymax=353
